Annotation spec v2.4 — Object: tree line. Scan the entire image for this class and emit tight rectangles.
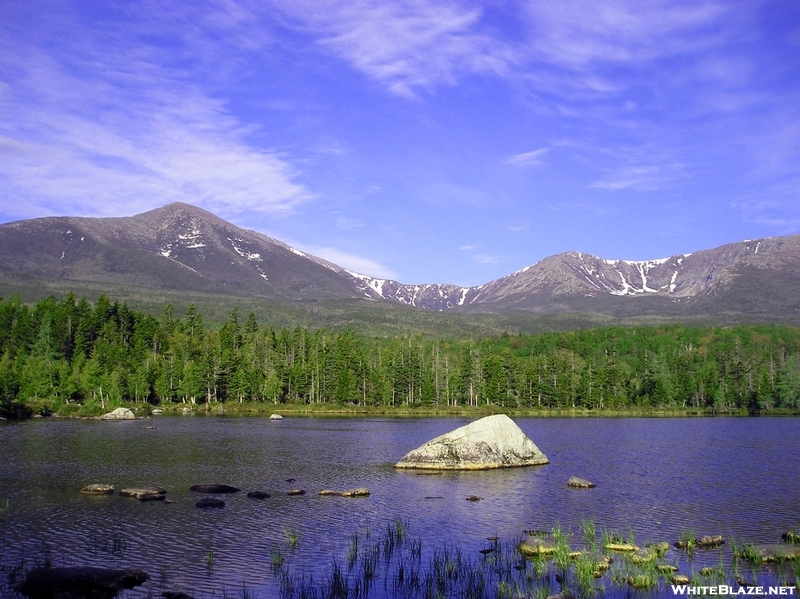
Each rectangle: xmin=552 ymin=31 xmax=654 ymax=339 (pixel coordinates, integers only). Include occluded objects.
xmin=1 ymin=294 xmax=800 ymax=416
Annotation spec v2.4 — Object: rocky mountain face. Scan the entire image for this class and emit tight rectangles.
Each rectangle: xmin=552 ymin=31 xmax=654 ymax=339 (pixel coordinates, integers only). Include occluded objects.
xmin=1 ymin=202 xmax=799 ymax=320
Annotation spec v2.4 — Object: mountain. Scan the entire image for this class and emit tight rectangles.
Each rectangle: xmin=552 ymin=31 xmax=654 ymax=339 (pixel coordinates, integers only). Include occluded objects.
xmin=1 ymin=202 xmax=799 ymax=322
xmin=0 ymin=203 xmax=360 ymax=300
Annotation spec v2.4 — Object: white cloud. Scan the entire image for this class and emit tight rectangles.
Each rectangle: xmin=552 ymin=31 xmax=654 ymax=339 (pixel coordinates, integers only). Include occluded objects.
xmin=300 ymin=245 xmax=399 ymax=279
xmin=459 ymin=244 xmax=477 ymax=251
xmin=505 ymin=148 xmax=549 ymax=168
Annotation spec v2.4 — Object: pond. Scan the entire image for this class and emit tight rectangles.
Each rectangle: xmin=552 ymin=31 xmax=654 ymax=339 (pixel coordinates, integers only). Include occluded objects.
xmin=0 ymin=416 xmax=798 ymax=598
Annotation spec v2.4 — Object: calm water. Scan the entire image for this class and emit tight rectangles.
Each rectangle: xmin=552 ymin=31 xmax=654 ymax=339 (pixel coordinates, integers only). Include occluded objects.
xmin=0 ymin=416 xmax=798 ymax=597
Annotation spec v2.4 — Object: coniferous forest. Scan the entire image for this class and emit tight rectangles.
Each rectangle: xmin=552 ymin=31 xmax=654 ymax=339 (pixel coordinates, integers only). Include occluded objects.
xmin=2 ymin=294 xmax=800 ymax=418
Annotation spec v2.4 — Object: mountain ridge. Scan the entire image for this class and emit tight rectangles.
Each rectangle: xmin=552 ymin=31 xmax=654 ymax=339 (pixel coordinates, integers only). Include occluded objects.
xmin=1 ymin=202 xmax=799 ymax=321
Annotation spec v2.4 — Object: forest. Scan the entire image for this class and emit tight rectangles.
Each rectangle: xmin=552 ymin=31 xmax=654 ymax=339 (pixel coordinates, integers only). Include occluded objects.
xmin=1 ymin=294 xmax=800 ymax=417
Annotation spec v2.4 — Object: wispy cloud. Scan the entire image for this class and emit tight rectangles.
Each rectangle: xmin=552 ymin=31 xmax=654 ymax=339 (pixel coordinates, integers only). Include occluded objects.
xmin=505 ymin=148 xmax=549 ymax=169
xmin=0 ymin=3 xmax=310 ymax=220
xmin=459 ymin=244 xmax=477 ymax=251
xmin=270 ymin=0 xmax=516 ymax=98
xmin=589 ymin=163 xmax=686 ymax=192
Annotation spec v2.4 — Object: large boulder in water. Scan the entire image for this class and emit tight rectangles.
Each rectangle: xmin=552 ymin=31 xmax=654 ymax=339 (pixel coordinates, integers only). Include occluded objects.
xmin=394 ymin=414 xmax=549 ymax=470
xmin=101 ymin=407 xmax=135 ymax=420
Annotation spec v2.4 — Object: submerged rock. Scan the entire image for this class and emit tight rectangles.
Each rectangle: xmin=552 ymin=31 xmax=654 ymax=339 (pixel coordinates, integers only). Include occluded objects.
xmin=100 ymin=408 xmax=135 ymax=421
xmin=19 ymin=566 xmax=149 ymax=598
xmin=319 ymin=488 xmax=370 ymax=497
xmin=247 ymin=491 xmax=271 ymax=499
xmin=287 ymin=489 xmax=306 ymax=496
xmin=190 ymin=484 xmax=241 ymax=494
xmin=394 ymin=414 xmax=549 ymax=470
xmin=81 ymin=484 xmax=115 ymax=495
xmin=567 ymin=476 xmax=596 ymax=488
xmin=195 ymin=497 xmax=225 ymax=508
xmin=119 ymin=487 xmax=166 ymax=501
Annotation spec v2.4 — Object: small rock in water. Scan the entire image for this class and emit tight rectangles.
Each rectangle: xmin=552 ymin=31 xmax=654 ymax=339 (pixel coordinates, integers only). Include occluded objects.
xmin=81 ymin=483 xmax=115 ymax=495
xmin=287 ymin=489 xmax=306 ymax=496
xmin=697 ymin=535 xmax=725 ymax=548
xmin=465 ymin=495 xmax=483 ymax=502
xmin=285 ymin=478 xmax=296 ymax=483
xmin=519 ymin=538 xmax=557 ymax=556
xmin=567 ymin=476 xmax=596 ymax=488
xmin=269 ymin=414 xmax=284 ymax=420
xmin=341 ymin=488 xmax=370 ymax=497
xmin=163 ymin=592 xmax=195 ymax=599
xmin=119 ymin=487 xmax=166 ymax=501
xmin=190 ymin=484 xmax=240 ymax=494
xmin=195 ymin=497 xmax=225 ymax=508
xmin=247 ymin=491 xmax=271 ymax=499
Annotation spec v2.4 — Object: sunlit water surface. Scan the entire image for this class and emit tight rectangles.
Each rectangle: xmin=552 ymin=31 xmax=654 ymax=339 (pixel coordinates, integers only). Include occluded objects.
xmin=1 ymin=416 xmax=798 ymax=597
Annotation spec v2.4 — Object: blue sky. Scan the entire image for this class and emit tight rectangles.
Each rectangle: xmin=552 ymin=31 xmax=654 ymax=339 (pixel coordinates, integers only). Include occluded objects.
xmin=1 ymin=0 xmax=799 ymax=287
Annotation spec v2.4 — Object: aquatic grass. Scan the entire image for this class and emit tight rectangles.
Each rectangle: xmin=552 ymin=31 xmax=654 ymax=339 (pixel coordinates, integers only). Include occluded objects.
xmin=205 ymin=548 xmax=215 ymax=572
xmin=581 ymin=518 xmax=596 ymax=549
xmin=734 ymin=542 xmax=763 ymax=563
xmin=347 ymin=532 xmax=359 ymax=570
xmin=678 ymin=530 xmax=697 ymax=555
xmin=271 ymin=548 xmax=285 ymax=572
xmin=284 ymin=527 xmax=299 ymax=548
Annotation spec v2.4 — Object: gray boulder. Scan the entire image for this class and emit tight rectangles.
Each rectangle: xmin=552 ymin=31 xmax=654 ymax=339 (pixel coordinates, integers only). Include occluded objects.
xmin=101 ymin=408 xmax=135 ymax=420
xmin=19 ymin=566 xmax=148 ymax=598
xmin=394 ymin=414 xmax=549 ymax=470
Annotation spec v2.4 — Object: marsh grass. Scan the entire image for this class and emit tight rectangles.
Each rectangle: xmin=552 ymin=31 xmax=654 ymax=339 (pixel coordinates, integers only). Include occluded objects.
xmin=88 ymin=532 xmax=128 ymax=556
xmin=283 ymin=528 xmax=299 ymax=549
xmin=581 ymin=519 xmax=597 ymax=549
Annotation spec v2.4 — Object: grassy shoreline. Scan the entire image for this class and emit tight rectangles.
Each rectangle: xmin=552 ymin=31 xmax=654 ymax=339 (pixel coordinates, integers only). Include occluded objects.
xmin=8 ymin=399 xmax=800 ymax=420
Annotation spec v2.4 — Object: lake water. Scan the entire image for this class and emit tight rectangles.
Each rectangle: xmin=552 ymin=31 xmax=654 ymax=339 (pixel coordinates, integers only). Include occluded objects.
xmin=1 ymin=416 xmax=798 ymax=598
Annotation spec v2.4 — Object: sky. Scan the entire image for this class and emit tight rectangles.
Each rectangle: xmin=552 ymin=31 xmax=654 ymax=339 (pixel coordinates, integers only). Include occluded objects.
xmin=1 ymin=0 xmax=799 ymax=287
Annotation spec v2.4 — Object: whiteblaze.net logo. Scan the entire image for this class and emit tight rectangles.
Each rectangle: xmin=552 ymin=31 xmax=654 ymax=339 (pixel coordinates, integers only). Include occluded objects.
xmin=671 ymin=585 xmax=796 ymax=596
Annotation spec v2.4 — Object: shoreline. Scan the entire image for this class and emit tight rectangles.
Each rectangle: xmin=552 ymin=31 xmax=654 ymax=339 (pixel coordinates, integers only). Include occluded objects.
xmin=7 ymin=402 xmax=800 ymax=420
